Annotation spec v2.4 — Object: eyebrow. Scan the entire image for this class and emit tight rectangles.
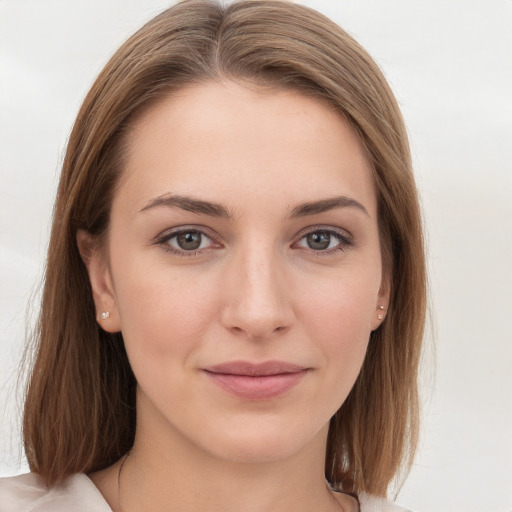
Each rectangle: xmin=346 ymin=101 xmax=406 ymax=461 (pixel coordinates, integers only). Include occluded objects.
xmin=139 ymin=193 xmax=368 ymax=219
xmin=139 ymin=194 xmax=231 ymax=218
xmin=288 ymin=196 xmax=369 ymax=218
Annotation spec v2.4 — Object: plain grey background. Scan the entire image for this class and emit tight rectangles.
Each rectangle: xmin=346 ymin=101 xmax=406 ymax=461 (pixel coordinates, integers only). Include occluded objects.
xmin=1 ymin=1 xmax=511 ymax=511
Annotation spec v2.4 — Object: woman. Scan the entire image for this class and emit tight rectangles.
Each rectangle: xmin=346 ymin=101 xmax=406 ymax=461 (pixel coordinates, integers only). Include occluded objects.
xmin=0 ymin=1 xmax=426 ymax=511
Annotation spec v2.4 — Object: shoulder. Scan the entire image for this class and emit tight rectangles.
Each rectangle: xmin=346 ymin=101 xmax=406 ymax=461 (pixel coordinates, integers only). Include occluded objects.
xmin=0 ymin=472 xmax=112 ymax=512
xmin=359 ymin=492 xmax=415 ymax=512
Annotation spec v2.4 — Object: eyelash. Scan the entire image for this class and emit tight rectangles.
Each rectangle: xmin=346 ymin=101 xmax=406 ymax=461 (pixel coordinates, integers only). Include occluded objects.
xmin=153 ymin=226 xmax=353 ymax=257
xmin=153 ymin=227 xmax=221 ymax=257
xmin=293 ymin=226 xmax=353 ymax=255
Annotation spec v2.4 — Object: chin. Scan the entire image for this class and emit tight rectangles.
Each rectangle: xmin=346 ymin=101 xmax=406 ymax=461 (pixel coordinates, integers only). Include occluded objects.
xmin=137 ymin=384 xmax=331 ymax=466
xmin=197 ymin=417 xmax=326 ymax=465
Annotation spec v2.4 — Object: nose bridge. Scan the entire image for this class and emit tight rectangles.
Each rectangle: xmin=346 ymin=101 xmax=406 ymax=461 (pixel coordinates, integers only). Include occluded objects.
xmin=221 ymin=238 xmax=292 ymax=339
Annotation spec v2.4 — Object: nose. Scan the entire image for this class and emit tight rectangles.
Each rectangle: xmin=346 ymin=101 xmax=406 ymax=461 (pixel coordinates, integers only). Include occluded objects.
xmin=220 ymin=244 xmax=294 ymax=341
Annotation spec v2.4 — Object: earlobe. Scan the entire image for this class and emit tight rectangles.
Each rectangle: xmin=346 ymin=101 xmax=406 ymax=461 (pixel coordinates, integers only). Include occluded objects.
xmin=371 ymin=273 xmax=391 ymax=331
xmin=76 ymin=230 xmax=122 ymax=333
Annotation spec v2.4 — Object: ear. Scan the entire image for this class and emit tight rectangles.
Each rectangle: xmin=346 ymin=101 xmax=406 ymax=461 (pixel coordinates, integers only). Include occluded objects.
xmin=76 ymin=229 xmax=122 ymax=333
xmin=371 ymin=270 xmax=391 ymax=331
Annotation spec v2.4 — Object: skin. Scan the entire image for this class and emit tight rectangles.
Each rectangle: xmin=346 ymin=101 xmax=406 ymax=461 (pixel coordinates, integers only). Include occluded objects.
xmin=79 ymin=81 xmax=388 ymax=512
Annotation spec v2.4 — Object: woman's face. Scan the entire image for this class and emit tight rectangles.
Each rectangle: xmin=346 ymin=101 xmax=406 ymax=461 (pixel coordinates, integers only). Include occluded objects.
xmin=83 ymin=81 xmax=388 ymax=463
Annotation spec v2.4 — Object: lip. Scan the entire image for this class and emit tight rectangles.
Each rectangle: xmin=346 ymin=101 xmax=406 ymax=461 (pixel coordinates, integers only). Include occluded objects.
xmin=203 ymin=360 xmax=309 ymax=400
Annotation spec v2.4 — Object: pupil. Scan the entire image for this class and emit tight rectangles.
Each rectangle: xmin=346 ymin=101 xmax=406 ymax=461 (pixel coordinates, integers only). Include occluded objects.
xmin=177 ymin=231 xmax=201 ymax=250
xmin=307 ymin=231 xmax=330 ymax=250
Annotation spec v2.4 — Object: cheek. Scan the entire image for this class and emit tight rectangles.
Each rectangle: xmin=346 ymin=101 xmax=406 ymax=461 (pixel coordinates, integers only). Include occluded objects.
xmin=110 ymin=250 xmax=219 ymax=366
xmin=300 ymin=265 xmax=379 ymax=334
xmin=298 ymin=270 xmax=379 ymax=385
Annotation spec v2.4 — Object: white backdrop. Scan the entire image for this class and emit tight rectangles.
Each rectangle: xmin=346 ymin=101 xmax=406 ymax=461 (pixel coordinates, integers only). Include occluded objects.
xmin=1 ymin=1 xmax=511 ymax=511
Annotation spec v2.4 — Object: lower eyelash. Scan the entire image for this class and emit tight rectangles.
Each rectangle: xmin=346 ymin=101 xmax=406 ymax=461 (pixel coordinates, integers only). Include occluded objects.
xmin=154 ymin=241 xmax=202 ymax=257
xmin=153 ymin=229 xmax=219 ymax=257
xmin=299 ymin=229 xmax=353 ymax=255
xmin=159 ymin=245 xmax=203 ymax=257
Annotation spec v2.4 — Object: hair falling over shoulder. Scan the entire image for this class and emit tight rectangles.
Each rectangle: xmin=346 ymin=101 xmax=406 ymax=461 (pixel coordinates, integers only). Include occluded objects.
xmin=22 ymin=0 xmax=426 ymax=497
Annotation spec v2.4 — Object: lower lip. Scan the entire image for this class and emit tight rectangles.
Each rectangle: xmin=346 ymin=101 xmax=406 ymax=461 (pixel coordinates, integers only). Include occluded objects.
xmin=204 ymin=371 xmax=308 ymax=400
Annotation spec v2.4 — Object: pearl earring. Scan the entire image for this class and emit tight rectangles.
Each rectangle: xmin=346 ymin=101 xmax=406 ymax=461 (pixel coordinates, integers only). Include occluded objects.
xmin=101 ymin=311 xmax=110 ymax=320
xmin=377 ymin=305 xmax=385 ymax=321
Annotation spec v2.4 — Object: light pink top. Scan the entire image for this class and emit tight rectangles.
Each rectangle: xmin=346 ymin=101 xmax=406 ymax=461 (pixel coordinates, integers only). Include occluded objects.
xmin=0 ymin=472 xmax=414 ymax=511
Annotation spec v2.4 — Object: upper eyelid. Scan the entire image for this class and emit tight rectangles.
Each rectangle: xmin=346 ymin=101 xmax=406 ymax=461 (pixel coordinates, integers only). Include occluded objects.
xmin=154 ymin=225 xmax=220 ymax=241
xmin=293 ymin=224 xmax=353 ymax=241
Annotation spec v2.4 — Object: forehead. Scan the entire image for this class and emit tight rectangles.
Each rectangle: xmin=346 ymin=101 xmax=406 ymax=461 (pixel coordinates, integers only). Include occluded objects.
xmin=116 ymin=81 xmax=377 ymax=217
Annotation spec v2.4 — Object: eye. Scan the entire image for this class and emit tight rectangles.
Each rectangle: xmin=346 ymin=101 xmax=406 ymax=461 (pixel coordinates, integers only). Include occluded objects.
xmin=155 ymin=228 xmax=220 ymax=255
xmin=295 ymin=229 xmax=352 ymax=253
xmin=173 ymin=231 xmax=206 ymax=251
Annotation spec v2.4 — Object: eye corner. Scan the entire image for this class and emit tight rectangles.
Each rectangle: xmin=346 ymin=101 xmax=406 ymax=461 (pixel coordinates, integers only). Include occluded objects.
xmin=292 ymin=226 xmax=354 ymax=255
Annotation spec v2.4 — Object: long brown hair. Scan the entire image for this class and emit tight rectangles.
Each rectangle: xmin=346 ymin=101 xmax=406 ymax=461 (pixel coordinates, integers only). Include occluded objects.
xmin=23 ymin=0 xmax=426 ymax=497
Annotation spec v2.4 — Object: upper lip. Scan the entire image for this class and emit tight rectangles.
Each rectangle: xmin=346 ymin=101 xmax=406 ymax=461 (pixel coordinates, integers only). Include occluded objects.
xmin=204 ymin=360 xmax=308 ymax=376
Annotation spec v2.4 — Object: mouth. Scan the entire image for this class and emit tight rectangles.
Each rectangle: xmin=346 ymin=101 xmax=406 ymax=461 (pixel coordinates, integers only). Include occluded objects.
xmin=202 ymin=360 xmax=309 ymax=400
